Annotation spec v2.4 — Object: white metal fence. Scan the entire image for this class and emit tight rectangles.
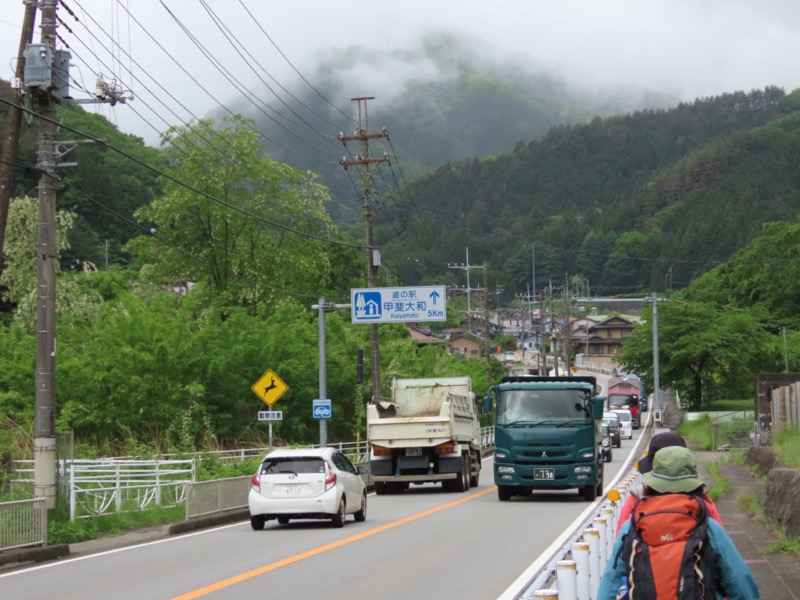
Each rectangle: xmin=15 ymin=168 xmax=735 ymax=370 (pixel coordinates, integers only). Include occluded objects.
xmin=0 ymin=429 xmax=496 ymax=549
xmin=68 ymin=459 xmax=195 ymax=520
xmin=0 ymin=498 xmax=48 ymax=551
xmin=184 ymin=476 xmax=251 ymax=520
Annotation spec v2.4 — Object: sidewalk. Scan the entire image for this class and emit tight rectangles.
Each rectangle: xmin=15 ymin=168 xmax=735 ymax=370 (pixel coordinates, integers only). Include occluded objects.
xmin=696 ymin=450 xmax=800 ymax=600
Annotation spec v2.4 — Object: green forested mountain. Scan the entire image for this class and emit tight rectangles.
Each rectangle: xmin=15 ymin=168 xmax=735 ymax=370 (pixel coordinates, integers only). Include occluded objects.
xmin=4 ymin=70 xmax=800 ymax=448
xmin=378 ymin=86 xmax=799 ymax=297
xmin=229 ymin=33 xmax=677 ymax=229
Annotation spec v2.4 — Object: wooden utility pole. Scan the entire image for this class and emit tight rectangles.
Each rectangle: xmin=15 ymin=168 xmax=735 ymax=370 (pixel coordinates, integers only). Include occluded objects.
xmin=0 ymin=2 xmax=37 ymax=271
xmin=339 ymin=97 xmax=389 ymax=401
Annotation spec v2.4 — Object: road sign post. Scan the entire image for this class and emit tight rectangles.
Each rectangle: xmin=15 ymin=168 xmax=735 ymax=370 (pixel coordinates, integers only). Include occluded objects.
xmin=252 ymin=370 xmax=289 ymax=450
xmin=257 ymin=411 xmax=283 ymax=450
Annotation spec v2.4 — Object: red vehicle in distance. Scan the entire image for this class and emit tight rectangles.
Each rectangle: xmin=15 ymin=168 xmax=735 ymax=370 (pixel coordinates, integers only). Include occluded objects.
xmin=606 ymin=375 xmax=642 ymax=429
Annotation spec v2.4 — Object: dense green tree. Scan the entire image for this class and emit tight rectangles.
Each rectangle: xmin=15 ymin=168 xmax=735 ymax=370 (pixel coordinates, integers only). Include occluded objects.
xmin=683 ymin=218 xmax=800 ymax=329
xmin=126 ymin=117 xmax=337 ymax=311
xmin=576 ymin=231 xmax=617 ymax=291
xmin=0 ymin=195 xmax=101 ymax=328
xmin=601 ymin=231 xmax=650 ymax=294
xmin=616 ymin=300 xmax=770 ymax=409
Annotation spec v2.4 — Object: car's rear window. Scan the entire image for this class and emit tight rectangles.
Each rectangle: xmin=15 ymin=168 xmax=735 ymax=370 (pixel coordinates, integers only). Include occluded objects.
xmin=261 ymin=457 xmax=326 ymax=475
xmin=614 ymin=411 xmax=632 ymax=422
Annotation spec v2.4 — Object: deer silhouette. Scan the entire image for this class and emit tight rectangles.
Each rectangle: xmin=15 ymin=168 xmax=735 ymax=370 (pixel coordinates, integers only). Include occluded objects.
xmin=263 ymin=377 xmax=277 ymax=395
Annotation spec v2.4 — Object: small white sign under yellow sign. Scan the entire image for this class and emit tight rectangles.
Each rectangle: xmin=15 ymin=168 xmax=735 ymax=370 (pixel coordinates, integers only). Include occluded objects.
xmin=251 ymin=369 xmax=289 ymax=407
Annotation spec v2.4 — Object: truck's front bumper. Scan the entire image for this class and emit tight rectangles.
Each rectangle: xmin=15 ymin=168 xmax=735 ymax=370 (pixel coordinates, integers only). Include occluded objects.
xmin=493 ymin=462 xmax=597 ymax=489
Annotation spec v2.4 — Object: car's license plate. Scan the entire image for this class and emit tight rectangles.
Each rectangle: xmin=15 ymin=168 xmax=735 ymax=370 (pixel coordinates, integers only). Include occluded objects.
xmin=283 ymin=485 xmax=302 ymax=495
xmin=406 ymin=448 xmax=422 ymax=456
xmin=534 ymin=468 xmax=555 ymax=480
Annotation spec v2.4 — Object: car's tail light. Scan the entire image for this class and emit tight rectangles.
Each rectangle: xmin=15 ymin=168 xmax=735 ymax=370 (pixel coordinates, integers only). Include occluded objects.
xmin=251 ymin=472 xmax=261 ymax=491
xmin=324 ymin=467 xmax=337 ymax=491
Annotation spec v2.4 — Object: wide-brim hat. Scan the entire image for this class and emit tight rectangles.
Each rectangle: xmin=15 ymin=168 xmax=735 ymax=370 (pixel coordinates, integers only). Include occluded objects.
xmin=638 ymin=432 xmax=688 ymax=474
xmin=641 ymin=446 xmax=704 ymax=493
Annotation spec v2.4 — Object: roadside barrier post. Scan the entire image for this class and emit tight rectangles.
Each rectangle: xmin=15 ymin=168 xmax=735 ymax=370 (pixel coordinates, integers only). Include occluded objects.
xmin=556 ymin=560 xmax=577 ymax=600
xmin=572 ymin=541 xmax=590 ymax=600
xmin=585 ymin=527 xmax=601 ymax=599
xmin=592 ymin=517 xmax=608 ymax=568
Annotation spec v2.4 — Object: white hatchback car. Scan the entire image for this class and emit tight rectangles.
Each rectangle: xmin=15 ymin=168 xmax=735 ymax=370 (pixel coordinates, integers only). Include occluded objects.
xmin=248 ymin=447 xmax=368 ymax=530
xmin=611 ymin=409 xmax=634 ymax=439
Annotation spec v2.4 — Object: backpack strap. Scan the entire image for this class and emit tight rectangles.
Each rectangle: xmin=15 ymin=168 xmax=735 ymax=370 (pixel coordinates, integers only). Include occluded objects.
xmin=612 ymin=494 xmax=643 ymax=569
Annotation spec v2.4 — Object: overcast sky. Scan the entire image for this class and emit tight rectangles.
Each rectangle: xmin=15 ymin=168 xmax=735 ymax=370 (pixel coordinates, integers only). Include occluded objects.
xmin=2 ymin=0 xmax=800 ymax=147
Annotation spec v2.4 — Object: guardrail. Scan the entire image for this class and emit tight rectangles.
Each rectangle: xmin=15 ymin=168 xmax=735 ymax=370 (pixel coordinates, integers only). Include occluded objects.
xmin=0 ymin=498 xmax=48 ymax=551
xmin=505 ymin=470 xmax=641 ymax=599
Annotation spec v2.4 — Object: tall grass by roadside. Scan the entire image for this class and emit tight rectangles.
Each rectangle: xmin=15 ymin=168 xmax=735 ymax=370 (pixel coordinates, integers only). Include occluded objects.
xmin=773 ymin=428 xmax=800 ymax=468
xmin=677 ymin=413 xmax=714 ymax=450
xmin=704 ymin=461 xmax=729 ymax=502
xmin=48 ymin=505 xmax=185 ymax=544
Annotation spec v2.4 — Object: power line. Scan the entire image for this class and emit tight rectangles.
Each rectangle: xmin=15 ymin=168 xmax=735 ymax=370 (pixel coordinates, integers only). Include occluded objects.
xmin=0 ymin=97 xmax=365 ymax=250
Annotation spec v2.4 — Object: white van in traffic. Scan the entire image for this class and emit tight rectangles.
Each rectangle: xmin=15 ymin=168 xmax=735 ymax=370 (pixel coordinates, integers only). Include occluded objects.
xmin=611 ymin=409 xmax=633 ymax=439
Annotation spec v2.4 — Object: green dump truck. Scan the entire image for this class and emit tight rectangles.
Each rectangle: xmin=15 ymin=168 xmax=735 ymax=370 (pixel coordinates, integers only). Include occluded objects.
xmin=483 ymin=375 xmax=605 ymax=501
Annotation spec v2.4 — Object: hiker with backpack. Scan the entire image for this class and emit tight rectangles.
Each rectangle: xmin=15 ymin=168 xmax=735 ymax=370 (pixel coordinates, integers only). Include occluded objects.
xmin=615 ymin=432 xmax=723 ymax=538
xmin=597 ymin=446 xmax=760 ymax=600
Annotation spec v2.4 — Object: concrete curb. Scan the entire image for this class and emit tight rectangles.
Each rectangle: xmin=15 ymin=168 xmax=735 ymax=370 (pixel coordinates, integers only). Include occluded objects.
xmin=0 ymin=509 xmax=251 ymax=571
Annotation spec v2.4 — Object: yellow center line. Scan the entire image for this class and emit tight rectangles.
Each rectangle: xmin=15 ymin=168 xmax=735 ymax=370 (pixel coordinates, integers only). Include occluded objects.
xmin=171 ymin=486 xmax=496 ymax=599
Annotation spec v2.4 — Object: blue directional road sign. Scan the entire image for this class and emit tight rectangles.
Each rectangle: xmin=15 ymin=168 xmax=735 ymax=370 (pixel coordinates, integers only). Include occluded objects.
xmin=312 ymin=398 xmax=332 ymax=419
xmin=351 ymin=285 xmax=446 ymax=324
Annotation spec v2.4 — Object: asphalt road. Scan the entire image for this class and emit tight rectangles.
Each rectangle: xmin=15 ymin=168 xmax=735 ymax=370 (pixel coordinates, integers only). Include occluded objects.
xmin=0 ymin=435 xmax=645 ymax=600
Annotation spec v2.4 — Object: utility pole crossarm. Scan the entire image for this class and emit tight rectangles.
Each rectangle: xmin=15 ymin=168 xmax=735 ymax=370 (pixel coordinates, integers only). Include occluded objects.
xmin=340 ymin=156 xmax=389 ymax=168
xmin=339 ymin=131 xmax=389 ymax=143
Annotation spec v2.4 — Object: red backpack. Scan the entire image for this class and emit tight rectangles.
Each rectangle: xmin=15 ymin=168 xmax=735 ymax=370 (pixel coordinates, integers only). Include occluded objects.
xmin=614 ymin=492 xmax=721 ymax=599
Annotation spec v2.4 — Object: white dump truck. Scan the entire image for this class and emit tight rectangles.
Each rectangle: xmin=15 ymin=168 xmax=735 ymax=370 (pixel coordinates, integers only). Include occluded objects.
xmin=367 ymin=376 xmax=482 ymax=494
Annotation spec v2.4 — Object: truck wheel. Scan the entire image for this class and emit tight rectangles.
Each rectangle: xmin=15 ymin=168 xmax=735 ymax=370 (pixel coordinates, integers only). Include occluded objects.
xmin=374 ymin=482 xmax=388 ymax=495
xmin=580 ymin=484 xmax=597 ymax=501
xmin=469 ymin=455 xmax=480 ymax=488
xmin=453 ymin=456 xmax=468 ymax=493
xmin=497 ymin=485 xmax=513 ymax=501
xmin=464 ymin=455 xmax=471 ymax=491
xmin=387 ymin=482 xmax=405 ymax=494
xmin=595 ymin=466 xmax=604 ymax=497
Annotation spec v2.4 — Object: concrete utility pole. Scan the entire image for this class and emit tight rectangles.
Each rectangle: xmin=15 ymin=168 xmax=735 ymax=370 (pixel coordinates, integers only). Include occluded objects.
xmin=0 ymin=2 xmax=37 ymax=270
xmin=23 ymin=0 xmax=128 ymax=507
xmin=652 ymin=292 xmax=661 ymax=417
xmin=32 ymin=0 xmax=59 ymax=509
xmin=483 ymin=263 xmax=491 ymax=382
xmin=339 ymin=97 xmax=389 ymax=401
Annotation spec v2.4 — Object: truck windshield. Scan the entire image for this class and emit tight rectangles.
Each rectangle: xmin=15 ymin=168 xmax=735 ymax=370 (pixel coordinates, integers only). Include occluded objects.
xmin=496 ymin=389 xmax=592 ymax=425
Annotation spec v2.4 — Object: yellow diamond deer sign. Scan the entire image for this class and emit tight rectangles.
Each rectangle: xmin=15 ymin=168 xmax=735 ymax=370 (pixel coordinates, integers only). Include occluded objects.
xmin=251 ymin=369 xmax=289 ymax=407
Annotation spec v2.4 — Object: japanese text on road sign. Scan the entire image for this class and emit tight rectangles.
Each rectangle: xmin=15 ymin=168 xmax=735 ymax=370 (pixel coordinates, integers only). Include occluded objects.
xmin=351 ymin=285 xmax=446 ymax=324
